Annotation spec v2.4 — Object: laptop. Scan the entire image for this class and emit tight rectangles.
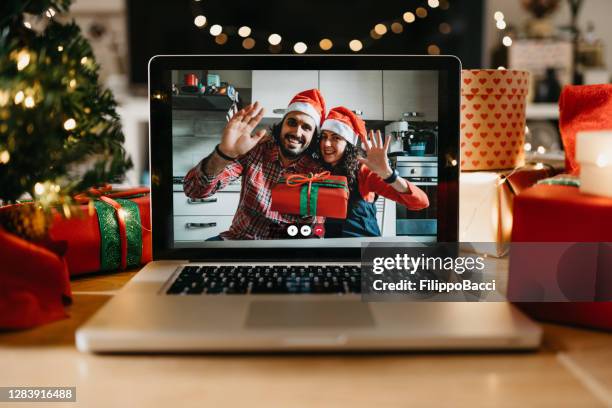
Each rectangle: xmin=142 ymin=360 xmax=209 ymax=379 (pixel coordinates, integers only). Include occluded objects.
xmin=76 ymin=55 xmax=541 ymax=352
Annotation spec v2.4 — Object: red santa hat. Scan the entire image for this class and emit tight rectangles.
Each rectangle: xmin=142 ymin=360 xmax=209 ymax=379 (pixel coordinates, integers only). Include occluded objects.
xmin=286 ymin=89 xmax=326 ymax=129
xmin=321 ymin=106 xmax=366 ymax=146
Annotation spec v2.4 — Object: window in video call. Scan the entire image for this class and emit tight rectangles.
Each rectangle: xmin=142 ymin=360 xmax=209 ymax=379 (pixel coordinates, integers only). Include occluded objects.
xmin=171 ymin=70 xmax=440 ymax=248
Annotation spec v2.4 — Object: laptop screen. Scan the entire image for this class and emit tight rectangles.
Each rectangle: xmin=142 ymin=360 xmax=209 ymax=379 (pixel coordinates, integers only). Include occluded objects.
xmin=169 ymin=68 xmax=446 ymax=249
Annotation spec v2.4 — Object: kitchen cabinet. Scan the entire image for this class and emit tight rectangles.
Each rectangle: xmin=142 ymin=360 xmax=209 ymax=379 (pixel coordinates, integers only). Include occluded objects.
xmin=173 ymin=191 xmax=240 ymax=216
xmin=382 ymin=70 xmax=439 ymax=121
xmin=172 ymin=94 xmax=235 ymax=111
xmin=252 ymin=70 xmax=319 ymax=119
xmin=319 ymin=70 xmax=383 ymax=120
xmin=174 ymin=215 xmax=234 ymax=241
xmin=173 ymin=191 xmax=239 ymax=241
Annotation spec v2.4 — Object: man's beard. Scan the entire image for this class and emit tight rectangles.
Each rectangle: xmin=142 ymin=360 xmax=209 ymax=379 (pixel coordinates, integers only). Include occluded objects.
xmin=279 ymin=133 xmax=310 ymax=159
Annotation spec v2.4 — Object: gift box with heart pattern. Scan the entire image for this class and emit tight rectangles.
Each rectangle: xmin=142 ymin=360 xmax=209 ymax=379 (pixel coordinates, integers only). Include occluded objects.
xmin=460 ymin=69 xmax=530 ymax=171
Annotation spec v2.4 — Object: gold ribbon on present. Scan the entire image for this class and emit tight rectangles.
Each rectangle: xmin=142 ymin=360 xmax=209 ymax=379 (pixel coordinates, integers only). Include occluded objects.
xmin=286 ymin=171 xmax=330 ymax=198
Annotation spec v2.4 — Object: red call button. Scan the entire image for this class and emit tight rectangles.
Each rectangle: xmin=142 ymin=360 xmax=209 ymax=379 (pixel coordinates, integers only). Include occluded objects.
xmin=313 ymin=224 xmax=325 ymax=237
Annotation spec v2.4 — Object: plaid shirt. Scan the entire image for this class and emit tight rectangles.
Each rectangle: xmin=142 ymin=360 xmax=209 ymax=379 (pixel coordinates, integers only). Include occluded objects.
xmin=184 ymin=137 xmax=324 ymax=240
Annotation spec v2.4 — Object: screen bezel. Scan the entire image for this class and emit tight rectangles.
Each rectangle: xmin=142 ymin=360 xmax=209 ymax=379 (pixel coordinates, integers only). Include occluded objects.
xmin=149 ymin=55 xmax=460 ymax=261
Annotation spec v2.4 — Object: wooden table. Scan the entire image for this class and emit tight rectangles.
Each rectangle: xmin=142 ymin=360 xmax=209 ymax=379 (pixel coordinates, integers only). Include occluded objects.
xmin=2 ymin=269 xmax=612 ymax=407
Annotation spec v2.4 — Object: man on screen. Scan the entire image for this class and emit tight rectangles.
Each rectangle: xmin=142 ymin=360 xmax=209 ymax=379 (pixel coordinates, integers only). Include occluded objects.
xmin=183 ymin=89 xmax=326 ymax=240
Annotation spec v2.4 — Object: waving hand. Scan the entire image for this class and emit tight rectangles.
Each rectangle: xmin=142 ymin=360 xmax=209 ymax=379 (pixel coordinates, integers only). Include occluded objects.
xmin=357 ymin=130 xmax=393 ymax=179
xmin=219 ymin=102 xmax=267 ymax=158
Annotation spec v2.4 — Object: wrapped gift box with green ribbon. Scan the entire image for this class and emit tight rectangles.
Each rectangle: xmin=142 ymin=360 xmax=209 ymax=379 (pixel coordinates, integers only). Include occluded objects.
xmin=48 ymin=188 xmax=152 ymax=276
xmin=271 ymin=172 xmax=349 ymax=219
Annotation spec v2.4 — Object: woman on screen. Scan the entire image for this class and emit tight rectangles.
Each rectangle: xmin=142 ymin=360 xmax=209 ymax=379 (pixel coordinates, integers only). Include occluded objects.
xmin=318 ymin=107 xmax=429 ymax=238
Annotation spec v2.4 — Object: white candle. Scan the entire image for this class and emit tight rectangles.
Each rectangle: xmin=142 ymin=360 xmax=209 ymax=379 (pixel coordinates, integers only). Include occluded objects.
xmin=577 ymin=130 xmax=612 ymax=198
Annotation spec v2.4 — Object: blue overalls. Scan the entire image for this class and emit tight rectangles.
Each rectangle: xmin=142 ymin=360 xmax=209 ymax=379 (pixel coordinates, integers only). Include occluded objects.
xmin=324 ymin=190 xmax=381 ymax=238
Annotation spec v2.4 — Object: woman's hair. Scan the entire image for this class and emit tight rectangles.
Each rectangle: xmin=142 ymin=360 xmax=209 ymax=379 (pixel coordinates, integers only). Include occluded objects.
xmin=318 ymin=139 xmax=366 ymax=195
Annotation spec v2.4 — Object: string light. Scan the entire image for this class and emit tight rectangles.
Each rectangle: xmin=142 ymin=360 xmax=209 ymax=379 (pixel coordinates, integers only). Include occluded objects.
xmin=69 ymin=79 xmax=77 ymax=88
xmin=403 ymin=12 xmax=416 ymax=23
xmin=14 ymin=91 xmax=24 ymax=104
xmin=319 ymin=38 xmax=333 ymax=51
xmin=439 ymin=22 xmax=451 ymax=34
xmin=428 ymin=44 xmax=441 ymax=55
xmin=63 ymin=118 xmax=77 ymax=130
xmin=416 ymin=7 xmax=428 ymax=18
xmin=34 ymin=182 xmax=45 ymax=195
xmin=238 ymin=26 xmax=251 ymax=37
xmin=349 ymin=39 xmax=363 ymax=52
xmin=23 ymin=21 xmax=32 ymax=29
xmin=293 ymin=42 xmax=307 ymax=54
xmin=374 ymin=23 xmax=387 ymax=35
xmin=0 ymin=150 xmax=9 ymax=164
xmin=57 ymin=45 xmax=64 ymax=52
xmin=45 ymin=8 xmax=56 ymax=18
xmin=16 ymin=50 xmax=30 ymax=71
xmin=215 ymin=33 xmax=228 ymax=45
xmin=189 ymin=1 xmax=448 ymax=54
xmin=536 ymin=146 xmax=546 ymax=154
xmin=209 ymin=24 xmax=222 ymax=36
xmin=80 ymin=56 xmax=88 ymax=65
xmin=502 ymin=36 xmax=513 ymax=47
xmin=194 ymin=15 xmax=207 ymax=27
xmin=524 ymin=142 xmax=532 ymax=152
xmin=268 ymin=33 xmax=282 ymax=46
xmin=242 ymin=38 xmax=256 ymax=49
xmin=494 ymin=11 xmax=507 ymax=32
xmin=0 ymin=90 xmax=9 ymax=107
xmin=24 ymin=96 xmax=35 ymax=108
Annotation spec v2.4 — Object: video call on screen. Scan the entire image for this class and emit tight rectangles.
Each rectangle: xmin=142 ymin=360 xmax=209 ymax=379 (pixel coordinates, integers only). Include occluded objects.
xmin=171 ymin=70 xmax=440 ymax=246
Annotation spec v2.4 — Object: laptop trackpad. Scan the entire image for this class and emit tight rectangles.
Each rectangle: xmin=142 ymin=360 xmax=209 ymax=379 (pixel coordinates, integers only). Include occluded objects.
xmin=245 ymin=300 xmax=375 ymax=328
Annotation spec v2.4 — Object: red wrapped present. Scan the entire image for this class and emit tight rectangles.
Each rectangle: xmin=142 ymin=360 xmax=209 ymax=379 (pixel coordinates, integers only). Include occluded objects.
xmin=48 ymin=186 xmax=152 ymax=276
xmin=0 ymin=226 xmax=71 ymax=329
xmin=512 ymin=184 xmax=612 ymax=242
xmin=271 ymin=172 xmax=349 ymax=219
xmin=510 ymin=184 xmax=612 ymax=330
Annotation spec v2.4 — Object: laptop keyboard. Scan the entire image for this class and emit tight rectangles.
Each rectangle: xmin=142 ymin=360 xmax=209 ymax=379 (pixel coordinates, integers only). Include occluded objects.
xmin=166 ymin=265 xmax=362 ymax=295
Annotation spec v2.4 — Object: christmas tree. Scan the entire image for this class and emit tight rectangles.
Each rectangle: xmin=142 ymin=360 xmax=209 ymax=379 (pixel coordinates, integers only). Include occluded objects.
xmin=0 ymin=0 xmax=132 ymax=238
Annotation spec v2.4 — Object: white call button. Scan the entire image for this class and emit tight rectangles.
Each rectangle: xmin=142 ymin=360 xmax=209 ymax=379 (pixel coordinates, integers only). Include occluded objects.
xmin=287 ymin=225 xmax=298 ymax=236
